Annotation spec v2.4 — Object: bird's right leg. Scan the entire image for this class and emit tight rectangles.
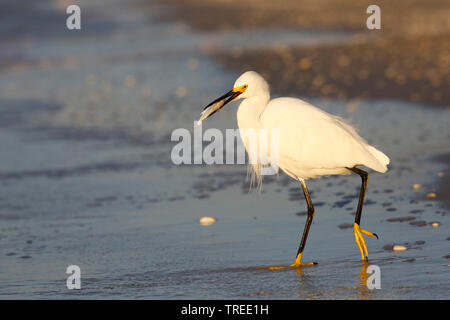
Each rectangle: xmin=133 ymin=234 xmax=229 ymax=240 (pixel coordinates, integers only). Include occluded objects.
xmin=348 ymin=167 xmax=379 ymax=261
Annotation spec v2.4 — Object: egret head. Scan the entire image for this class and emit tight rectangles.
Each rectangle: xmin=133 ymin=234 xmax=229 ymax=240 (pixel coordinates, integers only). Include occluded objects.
xmin=233 ymin=71 xmax=269 ymax=100
xmin=197 ymin=71 xmax=269 ymax=124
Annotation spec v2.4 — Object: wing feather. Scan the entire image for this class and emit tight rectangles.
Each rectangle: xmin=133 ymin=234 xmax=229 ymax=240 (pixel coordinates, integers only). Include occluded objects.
xmin=260 ymin=97 xmax=389 ymax=173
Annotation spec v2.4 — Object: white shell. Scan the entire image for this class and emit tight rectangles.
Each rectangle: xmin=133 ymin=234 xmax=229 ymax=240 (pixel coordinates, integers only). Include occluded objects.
xmin=393 ymin=245 xmax=407 ymax=252
xmin=431 ymin=222 xmax=440 ymax=228
xmin=199 ymin=216 xmax=216 ymax=226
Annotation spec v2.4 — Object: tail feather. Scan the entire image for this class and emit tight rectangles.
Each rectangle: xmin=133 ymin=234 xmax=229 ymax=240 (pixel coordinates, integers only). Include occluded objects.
xmin=366 ymin=145 xmax=390 ymax=173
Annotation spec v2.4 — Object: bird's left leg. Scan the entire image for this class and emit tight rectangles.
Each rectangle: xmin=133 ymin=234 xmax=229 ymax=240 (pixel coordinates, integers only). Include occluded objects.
xmin=291 ymin=178 xmax=317 ymax=267
xmin=348 ymin=167 xmax=379 ymax=261
xmin=269 ymin=178 xmax=317 ymax=269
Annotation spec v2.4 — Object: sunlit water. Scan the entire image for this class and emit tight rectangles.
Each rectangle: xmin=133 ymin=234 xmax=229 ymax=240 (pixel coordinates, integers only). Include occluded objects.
xmin=0 ymin=0 xmax=449 ymax=299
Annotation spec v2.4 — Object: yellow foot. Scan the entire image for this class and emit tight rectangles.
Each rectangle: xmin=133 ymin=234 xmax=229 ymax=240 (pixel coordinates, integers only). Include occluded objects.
xmin=354 ymin=222 xmax=378 ymax=261
xmin=267 ymin=252 xmax=317 ymax=270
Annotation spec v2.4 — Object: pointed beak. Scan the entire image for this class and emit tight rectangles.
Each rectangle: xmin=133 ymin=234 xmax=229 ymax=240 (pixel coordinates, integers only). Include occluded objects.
xmin=197 ymin=85 xmax=247 ymax=125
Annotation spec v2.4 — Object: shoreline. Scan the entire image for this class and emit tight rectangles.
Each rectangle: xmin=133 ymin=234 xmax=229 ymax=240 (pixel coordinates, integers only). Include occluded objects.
xmin=160 ymin=0 xmax=450 ymax=107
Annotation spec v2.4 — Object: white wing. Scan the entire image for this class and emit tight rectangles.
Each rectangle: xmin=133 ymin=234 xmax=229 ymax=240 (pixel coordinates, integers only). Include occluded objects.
xmin=260 ymin=97 xmax=389 ymax=174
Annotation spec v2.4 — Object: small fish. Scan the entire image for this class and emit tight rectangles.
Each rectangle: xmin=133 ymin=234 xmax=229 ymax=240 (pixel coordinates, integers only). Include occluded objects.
xmin=197 ymin=99 xmax=225 ymax=126
xmin=197 ymin=89 xmax=243 ymax=125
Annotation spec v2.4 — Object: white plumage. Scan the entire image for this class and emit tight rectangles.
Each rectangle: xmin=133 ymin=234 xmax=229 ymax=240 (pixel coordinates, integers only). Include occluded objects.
xmin=233 ymin=71 xmax=389 ymax=180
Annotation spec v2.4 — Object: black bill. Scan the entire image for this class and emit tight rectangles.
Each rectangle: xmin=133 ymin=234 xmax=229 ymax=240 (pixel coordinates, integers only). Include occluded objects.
xmin=197 ymin=89 xmax=243 ymax=125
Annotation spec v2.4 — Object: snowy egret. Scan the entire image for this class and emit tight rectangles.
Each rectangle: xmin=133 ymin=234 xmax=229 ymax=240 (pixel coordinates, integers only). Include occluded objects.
xmin=197 ymin=71 xmax=390 ymax=267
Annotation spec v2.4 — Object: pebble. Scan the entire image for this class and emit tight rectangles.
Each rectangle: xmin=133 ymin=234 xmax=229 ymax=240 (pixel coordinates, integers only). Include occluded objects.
xmin=124 ymin=75 xmax=136 ymax=87
xmin=393 ymin=245 xmax=407 ymax=252
xmin=412 ymin=184 xmax=421 ymax=190
xmin=426 ymin=192 xmax=436 ymax=199
xmin=199 ymin=216 xmax=216 ymax=226
xmin=176 ymin=86 xmax=188 ymax=98
xmin=187 ymin=58 xmax=199 ymax=70
xmin=230 ymin=46 xmax=243 ymax=58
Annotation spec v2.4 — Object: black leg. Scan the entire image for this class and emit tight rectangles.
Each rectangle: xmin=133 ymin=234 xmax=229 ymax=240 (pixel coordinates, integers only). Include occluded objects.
xmin=296 ymin=179 xmax=315 ymax=257
xmin=348 ymin=167 xmax=368 ymax=226
xmin=347 ymin=167 xmax=379 ymax=261
xmin=269 ymin=176 xmax=317 ymax=268
xmin=347 ymin=167 xmax=377 ymax=239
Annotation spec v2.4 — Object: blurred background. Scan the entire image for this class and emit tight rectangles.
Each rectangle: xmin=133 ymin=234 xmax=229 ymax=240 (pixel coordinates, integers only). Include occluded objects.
xmin=0 ymin=0 xmax=449 ymax=299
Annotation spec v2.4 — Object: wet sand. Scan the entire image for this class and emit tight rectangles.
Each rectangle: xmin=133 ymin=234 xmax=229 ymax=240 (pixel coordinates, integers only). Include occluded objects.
xmin=0 ymin=0 xmax=449 ymax=299
xmin=165 ymin=0 xmax=450 ymax=107
xmin=214 ymin=34 xmax=450 ymax=106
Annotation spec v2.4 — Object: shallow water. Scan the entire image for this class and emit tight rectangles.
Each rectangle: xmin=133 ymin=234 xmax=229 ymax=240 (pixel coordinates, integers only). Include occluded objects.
xmin=0 ymin=0 xmax=449 ymax=299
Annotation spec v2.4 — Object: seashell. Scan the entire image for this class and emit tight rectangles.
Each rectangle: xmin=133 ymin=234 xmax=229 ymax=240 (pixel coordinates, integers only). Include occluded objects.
xmin=393 ymin=245 xmax=407 ymax=252
xmin=199 ymin=216 xmax=216 ymax=226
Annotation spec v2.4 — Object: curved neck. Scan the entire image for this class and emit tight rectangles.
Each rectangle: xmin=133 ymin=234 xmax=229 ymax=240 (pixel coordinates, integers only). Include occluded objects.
xmin=237 ymin=93 xmax=270 ymax=131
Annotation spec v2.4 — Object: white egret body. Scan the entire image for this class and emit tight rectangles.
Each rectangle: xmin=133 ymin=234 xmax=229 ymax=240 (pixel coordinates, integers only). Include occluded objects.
xmin=198 ymin=71 xmax=390 ymax=267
